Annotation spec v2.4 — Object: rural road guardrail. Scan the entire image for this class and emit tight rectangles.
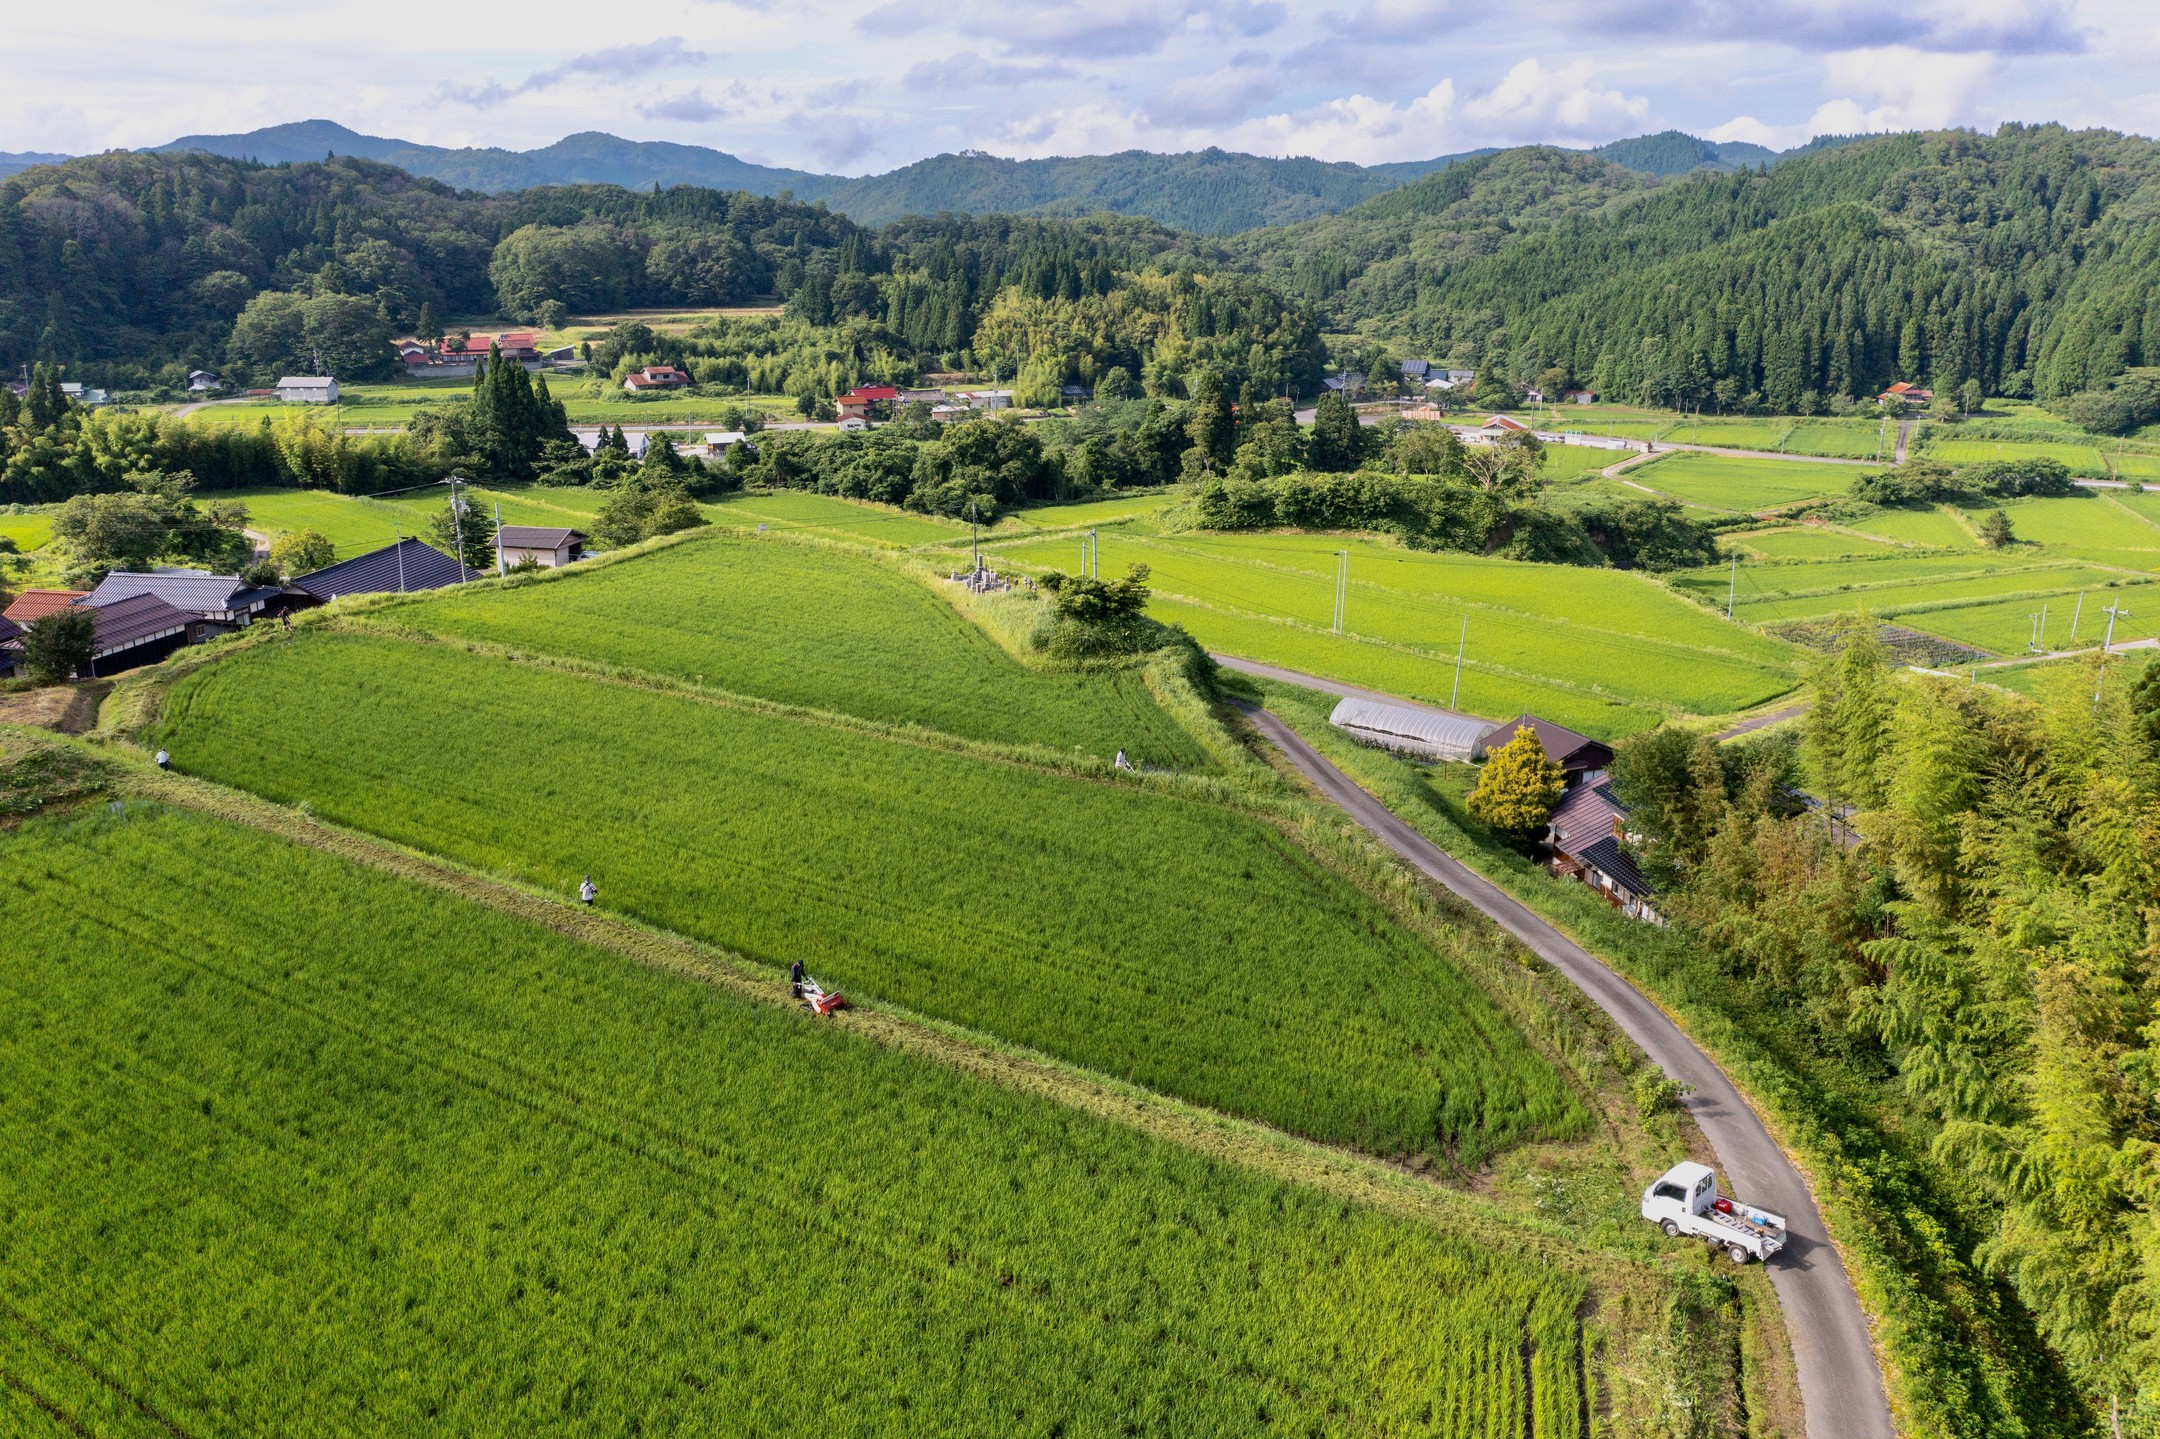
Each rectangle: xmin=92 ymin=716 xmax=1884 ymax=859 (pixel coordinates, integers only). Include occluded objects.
xmin=1241 ymin=703 xmax=1895 ymax=1439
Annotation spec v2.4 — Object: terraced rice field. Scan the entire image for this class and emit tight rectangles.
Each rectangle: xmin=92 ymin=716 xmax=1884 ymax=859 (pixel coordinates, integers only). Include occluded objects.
xmin=231 ymin=485 xmax=599 ymax=559
xmin=1926 ymin=438 xmax=2112 ymax=475
xmin=1624 ymin=452 xmax=1860 ymax=510
xmin=397 ymin=531 xmax=1208 ymax=766
xmin=153 ymin=632 xmax=1588 ymax=1164
xmin=1973 ymin=494 xmax=2160 ymax=569
xmin=1782 ymin=421 xmax=1892 ymax=459
xmin=1900 ymin=583 xmax=2160 ymax=654
xmin=0 ymin=802 xmax=1594 ymax=1437
xmin=1841 ymin=505 xmax=1978 ymax=549
xmin=1540 ymin=444 xmax=1628 ymax=478
xmin=0 ymin=510 xmax=53 ymax=553
xmin=988 ymin=529 xmax=1798 ymax=732
xmin=1729 ymin=526 xmax=1898 ymax=559
xmin=1719 ymin=563 xmax=2122 ymax=627
xmin=706 ymin=488 xmax=970 ymax=547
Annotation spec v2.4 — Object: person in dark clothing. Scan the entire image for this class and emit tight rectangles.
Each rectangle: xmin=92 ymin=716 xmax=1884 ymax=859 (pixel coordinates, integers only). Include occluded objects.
xmin=788 ymin=958 xmax=806 ymax=998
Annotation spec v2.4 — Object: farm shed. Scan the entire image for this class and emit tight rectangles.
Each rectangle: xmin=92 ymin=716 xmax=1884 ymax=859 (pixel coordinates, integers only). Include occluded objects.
xmin=1328 ymin=696 xmax=1489 ymax=761
xmin=497 ymin=526 xmax=587 ymax=569
xmin=1479 ymin=715 xmax=1613 ymax=788
xmin=291 ymin=539 xmax=474 ymax=600
xmin=276 ymin=376 xmax=339 ymax=404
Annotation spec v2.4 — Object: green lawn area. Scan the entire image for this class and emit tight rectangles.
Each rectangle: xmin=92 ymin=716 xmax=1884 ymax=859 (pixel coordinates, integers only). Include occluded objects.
xmin=0 ymin=800 xmax=1592 ymax=1438
xmin=154 ymin=631 xmax=1590 ymax=1167
xmin=1624 ymin=452 xmax=1860 ymax=510
xmin=987 ymin=528 xmax=1798 ymax=729
xmin=396 ymin=530 xmax=1209 ymax=767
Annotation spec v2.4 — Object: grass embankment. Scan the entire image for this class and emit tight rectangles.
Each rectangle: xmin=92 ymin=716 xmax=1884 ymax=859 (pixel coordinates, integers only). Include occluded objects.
xmin=0 ymin=799 xmax=1602 ymax=1437
xmin=988 ymin=528 xmax=1800 ymax=737
xmin=146 ymin=629 xmax=1587 ymax=1168
xmin=388 ymin=529 xmax=1208 ymax=768
xmin=1249 ymin=679 xmax=2090 ymax=1438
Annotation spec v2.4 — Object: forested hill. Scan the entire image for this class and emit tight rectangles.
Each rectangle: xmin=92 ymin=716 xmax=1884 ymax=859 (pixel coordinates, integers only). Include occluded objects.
xmin=1237 ymin=125 xmax=2160 ymax=405
xmin=0 ymin=150 xmax=1224 ymax=387
xmin=128 ymin=120 xmax=1809 ymax=232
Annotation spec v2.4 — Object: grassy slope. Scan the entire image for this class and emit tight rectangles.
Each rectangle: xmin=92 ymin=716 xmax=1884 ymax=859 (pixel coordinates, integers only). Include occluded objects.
xmin=0 ymin=801 xmax=1592 ymax=1437
xmin=395 ymin=531 xmax=1208 ymax=768
xmin=151 ymin=631 xmax=1588 ymax=1166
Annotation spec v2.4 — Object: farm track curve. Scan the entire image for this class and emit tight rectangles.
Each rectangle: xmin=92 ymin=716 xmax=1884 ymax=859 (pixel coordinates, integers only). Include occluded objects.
xmin=1237 ymin=703 xmax=1895 ymax=1439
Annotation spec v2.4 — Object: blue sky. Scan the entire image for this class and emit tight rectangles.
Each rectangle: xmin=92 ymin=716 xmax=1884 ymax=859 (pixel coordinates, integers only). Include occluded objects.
xmin=6 ymin=0 xmax=2155 ymax=172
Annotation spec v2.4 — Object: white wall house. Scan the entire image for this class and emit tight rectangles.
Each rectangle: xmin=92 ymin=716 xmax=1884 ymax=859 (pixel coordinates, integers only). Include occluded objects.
xmin=277 ymin=376 xmax=339 ymax=404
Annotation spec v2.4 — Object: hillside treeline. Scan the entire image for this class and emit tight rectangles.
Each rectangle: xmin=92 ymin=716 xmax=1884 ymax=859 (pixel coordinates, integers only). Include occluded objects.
xmin=1610 ymin=635 xmax=2160 ymax=1434
xmin=1240 ymin=126 xmax=2160 ymax=410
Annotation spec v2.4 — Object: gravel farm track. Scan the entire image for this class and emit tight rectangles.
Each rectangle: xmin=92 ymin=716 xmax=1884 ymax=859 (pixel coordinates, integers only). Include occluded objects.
xmin=1239 ymin=702 xmax=1896 ymax=1439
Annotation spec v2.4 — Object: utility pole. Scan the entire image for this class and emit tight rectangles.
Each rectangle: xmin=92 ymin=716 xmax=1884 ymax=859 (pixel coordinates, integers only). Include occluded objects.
xmin=2038 ymin=601 xmax=2049 ymax=652
xmin=395 ymin=529 xmax=405 ymax=593
xmin=2071 ymin=590 xmax=2086 ymax=643
xmin=448 ymin=475 xmax=466 ymax=581
xmin=1451 ymin=614 xmax=1468 ymax=709
xmin=1333 ymin=550 xmax=1349 ymax=635
xmin=969 ymin=497 xmax=980 ymax=573
xmin=2102 ymin=601 xmax=2130 ymax=654
xmin=494 ymin=502 xmax=505 ymax=578
xmin=1089 ymin=529 xmax=1099 ymax=578
xmin=1726 ymin=551 xmax=1738 ymax=619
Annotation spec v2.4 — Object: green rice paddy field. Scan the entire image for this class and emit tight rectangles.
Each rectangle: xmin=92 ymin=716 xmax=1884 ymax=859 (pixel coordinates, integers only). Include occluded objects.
xmin=153 ymin=632 xmax=1587 ymax=1165
xmin=1624 ymin=452 xmax=1860 ymax=510
xmin=1728 ymin=526 xmax=1898 ymax=559
xmin=990 ymin=529 xmax=1800 ymax=733
xmin=397 ymin=531 xmax=1207 ymax=767
xmin=230 ymin=485 xmax=602 ymax=559
xmin=0 ymin=511 xmax=53 ymax=553
xmin=0 ymin=802 xmax=1592 ymax=1437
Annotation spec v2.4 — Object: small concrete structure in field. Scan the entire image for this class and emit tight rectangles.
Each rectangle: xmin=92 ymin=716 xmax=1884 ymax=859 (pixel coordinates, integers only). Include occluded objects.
xmin=1327 ymin=696 xmax=1489 ymax=762
xmin=496 ymin=526 xmax=587 ymax=569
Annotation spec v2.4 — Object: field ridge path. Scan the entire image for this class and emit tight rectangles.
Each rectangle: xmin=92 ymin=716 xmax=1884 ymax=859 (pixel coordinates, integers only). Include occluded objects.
xmin=117 ymin=761 xmax=1641 ymax=1279
xmin=1236 ymin=704 xmax=1895 ymax=1439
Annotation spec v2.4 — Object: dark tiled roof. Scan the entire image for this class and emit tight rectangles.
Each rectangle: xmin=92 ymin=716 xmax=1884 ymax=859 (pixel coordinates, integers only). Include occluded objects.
xmin=89 ymin=594 xmax=193 ymax=654
xmin=84 ymin=572 xmax=267 ymax=616
xmin=1480 ymin=713 xmax=1612 ymax=768
xmin=497 ymin=526 xmax=584 ymax=549
xmin=292 ymin=539 xmax=475 ymax=600
xmin=0 ymin=615 xmax=19 ymax=646
xmin=1579 ymin=836 xmax=1654 ymax=898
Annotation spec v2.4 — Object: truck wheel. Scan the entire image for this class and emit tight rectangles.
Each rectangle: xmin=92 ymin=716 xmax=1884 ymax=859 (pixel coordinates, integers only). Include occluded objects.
xmin=1661 ymin=1220 xmax=1680 ymax=1238
xmin=1728 ymin=1244 xmax=1751 ymax=1265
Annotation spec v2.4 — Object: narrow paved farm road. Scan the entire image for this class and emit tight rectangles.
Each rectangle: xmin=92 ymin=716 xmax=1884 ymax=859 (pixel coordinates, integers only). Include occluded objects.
xmin=1241 ymin=705 xmax=1896 ymax=1439
xmin=1714 ymin=702 xmax=1810 ymax=740
xmin=1210 ymin=653 xmax=1493 ymax=722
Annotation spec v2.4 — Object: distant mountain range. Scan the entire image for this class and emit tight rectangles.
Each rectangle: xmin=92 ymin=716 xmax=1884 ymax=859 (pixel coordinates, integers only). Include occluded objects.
xmin=0 ymin=119 xmax=1807 ymax=233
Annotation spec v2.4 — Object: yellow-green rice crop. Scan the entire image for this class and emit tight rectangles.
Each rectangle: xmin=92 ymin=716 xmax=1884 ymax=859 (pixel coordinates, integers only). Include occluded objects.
xmin=705 ymin=489 xmax=970 ymax=547
xmin=1624 ymin=452 xmax=1859 ymax=509
xmin=153 ymin=632 xmax=1589 ymax=1164
xmin=232 ymin=484 xmax=599 ymax=559
xmin=397 ymin=531 xmax=1208 ymax=767
xmin=1730 ymin=526 xmax=1898 ymax=559
xmin=990 ymin=529 xmax=1797 ymax=727
xmin=0 ymin=802 xmax=1591 ymax=1437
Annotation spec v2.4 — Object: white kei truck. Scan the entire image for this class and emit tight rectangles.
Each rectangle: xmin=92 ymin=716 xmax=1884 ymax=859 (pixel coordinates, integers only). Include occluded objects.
xmin=1641 ymin=1160 xmax=1787 ymax=1264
